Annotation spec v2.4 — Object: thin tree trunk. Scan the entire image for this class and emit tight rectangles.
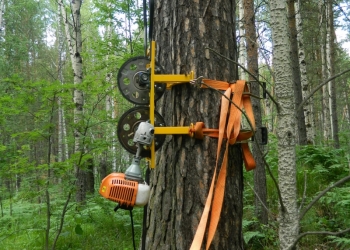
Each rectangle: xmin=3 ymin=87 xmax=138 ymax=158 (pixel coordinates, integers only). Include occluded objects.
xmin=288 ymin=0 xmax=307 ymax=145
xmin=296 ymin=0 xmax=315 ymax=144
xmin=57 ymin=2 xmax=66 ymax=164
xmin=0 ymin=0 xmax=5 ymax=37
xmin=319 ymin=0 xmax=331 ymax=142
xmin=104 ymin=18 xmax=117 ymax=172
xmin=243 ymin=0 xmax=268 ymax=225
xmin=270 ymin=0 xmax=299 ymax=249
xmin=239 ymin=0 xmax=246 ymax=80
xmin=326 ymin=0 xmax=339 ymax=148
xmin=59 ymin=0 xmax=85 ymax=202
xmin=345 ymin=83 xmax=350 ymax=127
xmin=72 ymin=1 xmax=85 ymax=202
xmin=146 ymin=1 xmax=243 ymax=249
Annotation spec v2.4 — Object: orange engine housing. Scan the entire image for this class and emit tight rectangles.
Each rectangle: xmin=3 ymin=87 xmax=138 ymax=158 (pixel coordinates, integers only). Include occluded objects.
xmin=99 ymin=173 xmax=138 ymax=208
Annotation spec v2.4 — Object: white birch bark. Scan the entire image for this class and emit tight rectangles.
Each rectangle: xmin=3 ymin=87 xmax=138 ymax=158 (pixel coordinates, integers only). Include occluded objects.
xmin=57 ymin=3 xmax=69 ymax=163
xmin=319 ymin=0 xmax=331 ymax=141
xmin=296 ymin=0 xmax=315 ymax=144
xmin=238 ymin=0 xmax=246 ymax=80
xmin=326 ymin=1 xmax=333 ymax=139
xmin=59 ymin=0 xmax=84 ymax=151
xmin=0 ymin=0 xmax=4 ymax=37
xmin=269 ymin=0 xmax=299 ymax=248
xmin=104 ymin=14 xmax=117 ymax=172
xmin=326 ymin=0 xmax=339 ymax=148
xmin=59 ymin=0 xmax=85 ymax=201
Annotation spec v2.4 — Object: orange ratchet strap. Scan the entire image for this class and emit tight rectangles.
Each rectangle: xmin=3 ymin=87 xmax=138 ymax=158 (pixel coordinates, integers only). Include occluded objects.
xmin=190 ymin=79 xmax=256 ymax=250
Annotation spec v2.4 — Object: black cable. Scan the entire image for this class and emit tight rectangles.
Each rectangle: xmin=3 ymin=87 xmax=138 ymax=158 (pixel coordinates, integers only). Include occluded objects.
xmin=130 ymin=209 xmax=136 ymax=250
xmin=143 ymin=0 xmax=147 ymax=56
xmin=141 ymin=167 xmax=150 ymax=250
xmin=114 ymin=204 xmax=136 ymax=250
xmin=149 ymin=0 xmax=154 ymax=41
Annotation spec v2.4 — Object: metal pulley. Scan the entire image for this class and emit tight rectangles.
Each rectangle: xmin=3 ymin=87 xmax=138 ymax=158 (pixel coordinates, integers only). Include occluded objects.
xmin=117 ymin=106 xmax=166 ymax=158
xmin=117 ymin=56 xmax=166 ymax=105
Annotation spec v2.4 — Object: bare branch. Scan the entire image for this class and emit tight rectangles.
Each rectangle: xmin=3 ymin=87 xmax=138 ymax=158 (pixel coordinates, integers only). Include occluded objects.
xmin=297 ymin=68 xmax=350 ymax=111
xmin=247 ymin=181 xmax=276 ymax=218
xmin=299 ymin=175 xmax=350 ymax=220
xmin=288 ymin=227 xmax=350 ymax=250
xmin=205 ymin=47 xmax=281 ymax=111
xmin=298 ymin=171 xmax=307 ymax=213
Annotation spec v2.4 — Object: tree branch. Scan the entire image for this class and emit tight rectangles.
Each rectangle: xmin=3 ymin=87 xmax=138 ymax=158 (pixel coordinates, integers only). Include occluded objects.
xmin=299 ymin=174 xmax=350 ymax=220
xmin=288 ymin=227 xmax=350 ymax=250
xmin=247 ymin=181 xmax=276 ymax=218
xmin=205 ymin=47 xmax=280 ymax=111
xmin=297 ymin=68 xmax=350 ymax=111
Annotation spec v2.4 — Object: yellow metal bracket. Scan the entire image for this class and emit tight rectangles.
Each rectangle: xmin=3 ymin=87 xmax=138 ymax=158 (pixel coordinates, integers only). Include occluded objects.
xmin=149 ymin=41 xmax=195 ymax=168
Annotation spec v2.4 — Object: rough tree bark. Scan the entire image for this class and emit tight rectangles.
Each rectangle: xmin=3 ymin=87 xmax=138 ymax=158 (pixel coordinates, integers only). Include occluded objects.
xmin=146 ymin=1 xmax=244 ymax=249
xmin=269 ymin=0 xmax=299 ymax=249
xmin=243 ymin=0 xmax=268 ymax=225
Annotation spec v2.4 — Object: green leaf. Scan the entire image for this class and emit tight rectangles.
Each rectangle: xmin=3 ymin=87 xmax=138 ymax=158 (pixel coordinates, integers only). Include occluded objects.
xmin=75 ymin=224 xmax=84 ymax=235
xmin=244 ymin=231 xmax=264 ymax=244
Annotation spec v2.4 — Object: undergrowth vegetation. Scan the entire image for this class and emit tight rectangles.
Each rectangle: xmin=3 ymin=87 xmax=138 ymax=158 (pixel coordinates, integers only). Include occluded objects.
xmin=1 ymin=137 xmax=350 ymax=249
xmin=242 ymin=140 xmax=350 ymax=249
xmin=0 ymin=193 xmax=143 ymax=249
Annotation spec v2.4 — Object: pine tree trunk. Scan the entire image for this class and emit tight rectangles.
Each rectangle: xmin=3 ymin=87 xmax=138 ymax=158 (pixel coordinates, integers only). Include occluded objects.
xmin=296 ymin=0 xmax=315 ymax=144
xmin=243 ymin=0 xmax=268 ymax=225
xmin=146 ymin=1 xmax=244 ymax=249
xmin=269 ymin=0 xmax=299 ymax=249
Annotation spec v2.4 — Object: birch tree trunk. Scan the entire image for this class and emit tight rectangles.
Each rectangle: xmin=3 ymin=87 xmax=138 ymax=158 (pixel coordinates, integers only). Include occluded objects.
xmin=0 ymin=0 xmax=4 ymax=37
xmin=319 ymin=0 xmax=331 ymax=142
xmin=296 ymin=0 xmax=315 ymax=144
xmin=326 ymin=0 xmax=340 ymax=148
xmin=71 ymin=0 xmax=85 ymax=202
xmin=288 ymin=0 xmax=307 ymax=145
xmin=269 ymin=0 xmax=299 ymax=248
xmin=146 ymin=1 xmax=244 ymax=249
xmin=243 ymin=0 xmax=268 ymax=225
xmin=104 ymin=14 xmax=117 ymax=172
xmin=57 ymin=3 xmax=69 ymax=164
xmin=239 ymin=0 xmax=247 ymax=80
xmin=59 ymin=0 xmax=86 ymax=202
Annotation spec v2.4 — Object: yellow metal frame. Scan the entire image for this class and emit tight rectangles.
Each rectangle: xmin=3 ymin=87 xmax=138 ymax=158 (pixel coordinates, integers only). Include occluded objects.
xmin=149 ymin=41 xmax=195 ymax=168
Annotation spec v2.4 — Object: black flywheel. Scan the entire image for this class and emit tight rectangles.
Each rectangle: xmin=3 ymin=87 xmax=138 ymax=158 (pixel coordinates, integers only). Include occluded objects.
xmin=117 ymin=56 xmax=166 ymax=105
xmin=117 ymin=106 xmax=166 ymax=158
